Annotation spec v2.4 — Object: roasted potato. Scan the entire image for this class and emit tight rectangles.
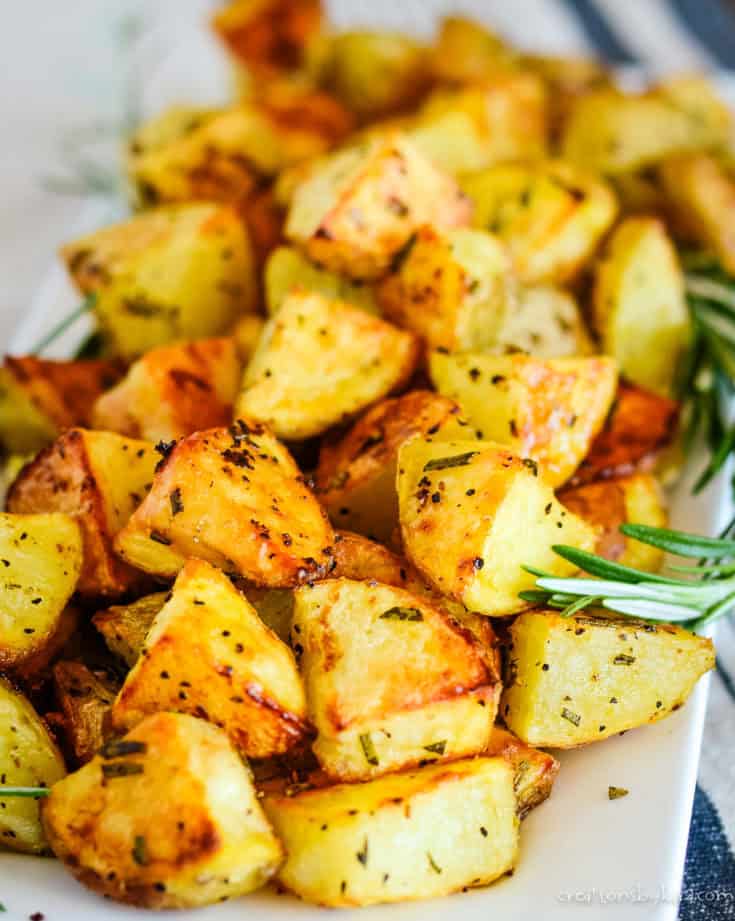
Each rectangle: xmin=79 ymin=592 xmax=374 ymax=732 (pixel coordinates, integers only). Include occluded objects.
xmin=501 ymin=610 xmax=714 ymax=748
xmin=62 ymin=203 xmax=256 ymax=359
xmin=42 ymin=712 xmax=283 ymax=907
xmin=558 ymin=473 xmax=667 ymax=572
xmin=493 ymin=284 xmax=593 ymax=358
xmin=315 ymin=391 xmax=461 ymax=543
xmin=0 ymin=356 xmax=121 ymax=454
xmin=112 ymin=558 xmax=308 ymax=758
xmin=232 ymin=313 xmax=266 ymax=362
xmin=236 ymin=290 xmax=419 ymax=440
xmin=114 ymin=421 xmax=334 ymax=586
xmin=523 ymin=53 xmax=609 ymax=135
xmin=285 ymin=133 xmax=472 ymax=280
xmin=264 ymin=756 xmax=518 ymax=907
xmin=430 ymin=352 xmax=618 ymax=487
xmin=52 ymin=661 xmax=118 ymax=766
xmin=484 ymin=727 xmax=559 ymax=818
xmin=0 ymin=512 xmax=82 ymax=675
xmin=462 ymin=159 xmax=617 ymax=284
xmin=593 ymin=217 xmax=690 ymax=396
xmin=397 ymin=438 xmax=596 ymax=616
xmin=377 ymin=226 xmax=516 ymax=352
xmin=92 ymin=592 xmax=167 ymax=667
xmin=430 ymin=16 xmax=517 ymax=83
xmin=8 ymin=430 xmax=158 ymax=598
xmin=92 ymin=337 xmax=241 ymax=442
xmin=0 ymin=678 xmax=66 ymax=854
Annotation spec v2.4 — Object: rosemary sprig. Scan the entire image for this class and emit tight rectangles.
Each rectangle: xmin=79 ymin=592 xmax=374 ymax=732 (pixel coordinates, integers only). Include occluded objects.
xmin=520 ymin=521 xmax=735 ymax=632
xmin=32 ymin=293 xmax=97 ymax=356
xmin=0 ymin=787 xmax=51 ymax=798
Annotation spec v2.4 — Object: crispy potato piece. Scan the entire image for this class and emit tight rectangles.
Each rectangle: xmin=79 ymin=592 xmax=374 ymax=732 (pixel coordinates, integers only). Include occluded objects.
xmin=92 ymin=338 xmax=241 ymax=442
xmin=593 ymin=217 xmax=690 ymax=396
xmin=285 ymin=133 xmax=471 ymax=280
xmin=232 ymin=313 xmax=266 ymax=363
xmin=558 ymin=473 xmax=667 ymax=572
xmin=52 ymin=662 xmax=117 ymax=766
xmin=397 ymin=438 xmax=596 ymax=616
xmin=265 ymin=245 xmax=379 ymax=315
xmin=8 ymin=430 xmax=158 ymax=598
xmin=62 ymin=203 xmax=255 ymax=359
xmin=501 ymin=610 xmax=714 ymax=748
xmin=114 ymin=421 xmax=334 ymax=586
xmin=430 ymin=352 xmax=618 ymax=487
xmin=484 ymin=727 xmax=559 ymax=818
xmin=112 ymin=559 xmax=307 ymax=758
xmin=258 ymin=78 xmax=355 ymax=147
xmin=659 ymin=153 xmax=735 ymax=275
xmin=377 ymin=226 xmax=516 ymax=352
xmin=263 ymin=757 xmax=518 ymax=907
xmin=92 ymin=593 xmax=167 ymax=667
xmin=570 ymin=382 xmax=680 ymax=486
xmin=430 ymin=16 xmax=518 ymax=83
xmin=523 ymin=54 xmax=609 ymax=135
xmin=461 ymin=160 xmax=618 ymax=284
xmin=42 ymin=712 xmax=283 ymax=908
xmin=236 ymin=291 xmax=419 ymax=440
xmin=562 ymin=77 xmax=731 ymax=175
xmin=0 ymin=513 xmax=82 ymax=675
xmin=293 ymin=578 xmax=501 ymax=781
xmin=0 ymin=679 xmax=66 ymax=854
xmin=0 ymin=356 xmax=121 ymax=454
xmin=493 ymin=284 xmax=593 ymax=358
xmin=315 ymin=391 xmax=461 ymax=543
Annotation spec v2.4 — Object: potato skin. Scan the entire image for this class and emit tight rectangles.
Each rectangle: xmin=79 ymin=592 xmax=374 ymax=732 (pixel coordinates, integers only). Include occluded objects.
xmin=484 ymin=727 xmax=559 ymax=819
xmin=112 ymin=558 xmax=308 ymax=758
xmin=92 ymin=337 xmax=241 ymax=442
xmin=41 ymin=712 xmax=283 ymax=908
xmin=501 ymin=610 xmax=714 ymax=748
xmin=114 ymin=421 xmax=335 ymax=587
xmin=263 ymin=757 xmax=518 ymax=907
xmin=52 ymin=662 xmax=117 ymax=766
xmin=92 ymin=592 xmax=167 ymax=667
xmin=315 ymin=390 xmax=461 ymax=543
xmin=8 ymin=430 xmax=159 ymax=598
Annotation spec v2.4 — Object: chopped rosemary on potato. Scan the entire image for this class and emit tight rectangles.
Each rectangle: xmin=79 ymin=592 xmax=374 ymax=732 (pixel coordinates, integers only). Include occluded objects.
xmin=608 ymin=786 xmax=629 ymax=800
xmin=0 ymin=787 xmax=50 ymax=798
xmin=359 ymin=733 xmax=379 ymax=766
xmin=423 ymin=451 xmax=478 ymax=472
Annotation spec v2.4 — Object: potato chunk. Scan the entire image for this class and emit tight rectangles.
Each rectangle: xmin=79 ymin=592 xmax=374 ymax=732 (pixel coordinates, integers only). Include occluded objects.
xmin=0 ymin=356 xmax=121 ymax=454
xmin=397 ymin=438 xmax=596 ymax=616
xmin=285 ymin=133 xmax=471 ymax=280
xmin=263 ymin=757 xmax=518 ymax=907
xmin=0 ymin=679 xmax=66 ymax=854
xmin=430 ymin=352 xmax=618 ymax=487
xmin=42 ymin=712 xmax=283 ymax=908
xmin=484 ymin=727 xmax=559 ymax=818
xmin=236 ymin=291 xmax=419 ymax=440
xmin=493 ymin=284 xmax=593 ymax=358
xmin=377 ymin=226 xmax=516 ymax=351
xmin=593 ymin=217 xmax=690 ymax=396
xmin=8 ymin=430 xmax=158 ymax=598
xmin=462 ymin=160 xmax=617 ymax=284
xmin=92 ymin=593 xmax=167 ymax=667
xmin=0 ymin=513 xmax=82 ymax=674
xmin=112 ymin=558 xmax=308 ymax=758
xmin=293 ymin=578 xmax=501 ymax=781
xmin=430 ymin=16 xmax=517 ymax=84
xmin=52 ymin=662 xmax=117 ymax=766
xmin=114 ymin=421 xmax=334 ymax=586
xmin=315 ymin=391 xmax=460 ymax=543
xmin=502 ymin=610 xmax=714 ymax=748
xmin=558 ymin=473 xmax=667 ymax=572
xmin=92 ymin=338 xmax=241 ymax=442
xmin=62 ymin=203 xmax=255 ymax=359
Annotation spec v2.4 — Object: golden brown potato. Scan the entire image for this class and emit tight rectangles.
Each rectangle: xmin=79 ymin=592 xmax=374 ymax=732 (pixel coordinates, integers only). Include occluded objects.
xmin=397 ymin=438 xmax=596 ymax=616
xmin=0 ymin=513 xmax=82 ymax=675
xmin=315 ymin=390 xmax=461 ymax=543
xmin=92 ymin=338 xmax=241 ymax=442
xmin=42 ymin=712 xmax=283 ymax=908
xmin=570 ymin=382 xmax=680 ymax=486
xmin=461 ymin=159 xmax=618 ymax=284
xmin=0 ymin=356 xmax=122 ymax=454
xmin=112 ymin=558 xmax=308 ymax=758
xmin=484 ymin=727 xmax=559 ymax=818
xmin=285 ymin=133 xmax=471 ymax=280
xmin=52 ymin=661 xmax=117 ymax=766
xmin=92 ymin=593 xmax=167 ymax=667
xmin=263 ymin=756 xmax=518 ymax=907
xmin=236 ymin=290 xmax=419 ymax=440
xmin=558 ymin=473 xmax=667 ymax=572
xmin=7 ymin=430 xmax=158 ymax=598
xmin=0 ymin=678 xmax=66 ymax=854
xmin=430 ymin=16 xmax=517 ymax=83
xmin=62 ymin=203 xmax=256 ymax=359
xmin=231 ymin=313 xmax=266 ymax=362
xmin=592 ymin=217 xmax=690 ymax=396
xmin=377 ymin=226 xmax=516 ymax=352
xmin=501 ymin=610 xmax=714 ymax=748
xmin=293 ymin=577 xmax=501 ymax=781
xmin=114 ymin=421 xmax=335 ymax=586
xmin=493 ymin=284 xmax=593 ymax=358
xmin=523 ymin=54 xmax=609 ymax=135
xmin=430 ymin=352 xmax=618 ymax=487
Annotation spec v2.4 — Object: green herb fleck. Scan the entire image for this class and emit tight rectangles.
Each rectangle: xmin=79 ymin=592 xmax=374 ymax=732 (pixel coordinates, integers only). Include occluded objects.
xmin=356 ymin=837 xmax=369 ymax=866
xmin=423 ymin=740 xmax=446 ymax=755
xmin=427 ymin=852 xmax=442 ymax=874
xmin=132 ymin=835 xmax=149 ymax=866
xmin=359 ymin=733 xmax=379 ymax=766
xmin=379 ymin=606 xmax=423 ymax=622
xmin=423 ymin=452 xmax=478 ymax=472
xmin=169 ymin=488 xmax=184 ymax=517
xmin=608 ymin=786 xmax=629 ymax=800
xmin=561 ymin=707 xmax=581 ymax=727
xmin=101 ymin=762 xmax=144 ymax=779
xmin=613 ymin=654 xmax=636 ymax=665
xmin=100 ymin=739 xmax=147 ymax=759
